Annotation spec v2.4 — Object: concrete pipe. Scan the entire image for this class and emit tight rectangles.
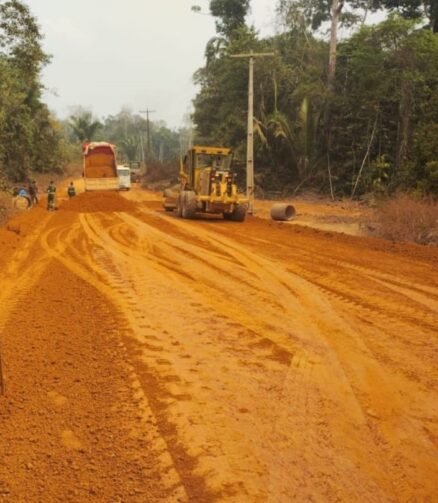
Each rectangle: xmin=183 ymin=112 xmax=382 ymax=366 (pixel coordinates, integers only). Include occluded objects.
xmin=270 ymin=203 xmax=296 ymax=221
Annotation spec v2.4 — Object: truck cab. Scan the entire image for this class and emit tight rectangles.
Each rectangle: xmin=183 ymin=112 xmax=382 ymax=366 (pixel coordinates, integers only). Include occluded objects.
xmin=117 ymin=165 xmax=131 ymax=190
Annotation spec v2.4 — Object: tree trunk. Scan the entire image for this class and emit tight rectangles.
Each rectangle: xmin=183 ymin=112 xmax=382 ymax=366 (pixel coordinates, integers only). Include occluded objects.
xmin=430 ymin=1 xmax=438 ymax=33
xmin=395 ymin=78 xmax=413 ymax=174
xmin=327 ymin=0 xmax=343 ymax=91
xmin=351 ymin=113 xmax=379 ymax=198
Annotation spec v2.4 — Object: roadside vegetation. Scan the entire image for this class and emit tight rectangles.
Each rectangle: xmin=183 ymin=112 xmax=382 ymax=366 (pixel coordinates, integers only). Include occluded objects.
xmin=193 ymin=0 xmax=438 ymax=200
xmin=367 ymin=195 xmax=438 ymax=245
xmin=65 ymin=107 xmax=185 ymax=167
xmin=0 ymin=1 xmax=69 ymax=183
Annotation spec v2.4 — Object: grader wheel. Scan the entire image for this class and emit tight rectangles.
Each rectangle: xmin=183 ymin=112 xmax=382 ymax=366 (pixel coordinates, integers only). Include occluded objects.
xmin=224 ymin=205 xmax=247 ymax=222
xmin=181 ymin=191 xmax=197 ymax=219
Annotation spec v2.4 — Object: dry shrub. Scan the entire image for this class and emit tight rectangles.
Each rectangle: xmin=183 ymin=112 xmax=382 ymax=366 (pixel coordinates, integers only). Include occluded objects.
xmin=373 ymin=195 xmax=438 ymax=245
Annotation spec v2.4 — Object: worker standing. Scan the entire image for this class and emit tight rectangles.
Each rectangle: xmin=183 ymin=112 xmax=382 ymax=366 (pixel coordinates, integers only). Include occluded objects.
xmin=46 ymin=181 xmax=56 ymax=211
xmin=67 ymin=182 xmax=76 ymax=198
xmin=27 ymin=180 xmax=38 ymax=206
xmin=31 ymin=180 xmax=39 ymax=205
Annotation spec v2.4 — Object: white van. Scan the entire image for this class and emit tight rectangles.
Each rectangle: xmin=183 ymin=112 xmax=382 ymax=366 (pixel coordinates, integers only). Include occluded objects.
xmin=117 ymin=165 xmax=131 ymax=190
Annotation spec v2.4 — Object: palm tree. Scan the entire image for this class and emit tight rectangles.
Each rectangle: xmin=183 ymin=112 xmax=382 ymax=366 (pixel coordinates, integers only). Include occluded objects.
xmin=256 ymin=96 xmax=320 ymax=185
xmin=120 ymin=137 xmax=139 ymax=163
xmin=69 ymin=112 xmax=102 ymax=143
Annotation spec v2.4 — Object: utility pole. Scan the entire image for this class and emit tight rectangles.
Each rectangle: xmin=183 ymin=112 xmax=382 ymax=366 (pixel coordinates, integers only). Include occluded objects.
xmin=139 ymin=132 xmax=145 ymax=167
xmin=230 ymin=51 xmax=275 ymax=214
xmin=139 ymin=109 xmax=156 ymax=157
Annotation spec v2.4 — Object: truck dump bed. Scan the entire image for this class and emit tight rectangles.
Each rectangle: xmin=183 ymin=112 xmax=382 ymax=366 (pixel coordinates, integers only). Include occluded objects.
xmin=83 ymin=142 xmax=119 ymax=191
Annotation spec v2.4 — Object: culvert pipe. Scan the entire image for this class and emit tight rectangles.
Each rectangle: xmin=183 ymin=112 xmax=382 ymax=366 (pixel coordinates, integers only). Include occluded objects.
xmin=270 ymin=203 xmax=296 ymax=221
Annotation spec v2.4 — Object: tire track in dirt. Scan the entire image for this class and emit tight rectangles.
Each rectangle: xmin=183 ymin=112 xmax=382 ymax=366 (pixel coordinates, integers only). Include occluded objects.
xmin=0 ymin=212 xmax=55 ymax=395
xmin=3 ymin=189 xmax=436 ymax=502
xmin=39 ymin=214 xmax=190 ymax=502
xmin=195 ymin=217 xmax=438 ymax=330
xmin=79 ymin=213 xmax=272 ymax=501
xmin=0 ymin=208 xmax=182 ymax=502
xmin=126 ymin=205 xmax=437 ymax=501
xmin=114 ymin=211 xmax=409 ymax=500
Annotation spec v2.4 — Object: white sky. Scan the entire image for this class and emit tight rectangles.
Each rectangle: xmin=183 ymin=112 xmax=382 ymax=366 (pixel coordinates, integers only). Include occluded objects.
xmin=26 ymin=0 xmax=276 ymax=128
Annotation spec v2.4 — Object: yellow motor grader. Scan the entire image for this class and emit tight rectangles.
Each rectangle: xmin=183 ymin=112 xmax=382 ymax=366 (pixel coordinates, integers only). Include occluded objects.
xmin=163 ymin=146 xmax=248 ymax=221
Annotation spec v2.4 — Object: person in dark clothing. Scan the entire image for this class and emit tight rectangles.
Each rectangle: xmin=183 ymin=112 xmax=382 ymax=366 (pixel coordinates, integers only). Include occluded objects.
xmin=28 ymin=180 xmax=38 ymax=206
xmin=67 ymin=182 xmax=76 ymax=198
xmin=47 ymin=181 xmax=56 ymax=210
xmin=31 ymin=180 xmax=39 ymax=205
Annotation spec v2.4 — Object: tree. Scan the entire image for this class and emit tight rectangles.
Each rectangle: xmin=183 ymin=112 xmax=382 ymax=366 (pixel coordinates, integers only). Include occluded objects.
xmin=120 ymin=137 xmax=139 ymax=163
xmin=332 ymin=15 xmax=438 ymax=194
xmin=375 ymin=1 xmax=438 ymax=32
xmin=69 ymin=111 xmax=102 ymax=143
xmin=209 ymin=0 xmax=251 ymax=37
xmin=193 ymin=7 xmax=438 ymax=196
xmin=97 ymin=109 xmax=181 ymax=164
xmin=193 ymin=24 xmax=328 ymax=191
xmin=278 ymin=0 xmax=370 ymax=88
xmin=0 ymin=0 xmax=66 ymax=181
xmin=0 ymin=0 xmax=49 ymax=73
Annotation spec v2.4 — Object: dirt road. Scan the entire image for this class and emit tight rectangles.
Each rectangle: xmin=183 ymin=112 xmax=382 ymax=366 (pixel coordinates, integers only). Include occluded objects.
xmin=0 ymin=188 xmax=437 ymax=502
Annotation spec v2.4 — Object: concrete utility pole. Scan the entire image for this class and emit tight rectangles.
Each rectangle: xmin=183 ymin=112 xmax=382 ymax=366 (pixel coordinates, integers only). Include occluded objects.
xmin=139 ymin=109 xmax=156 ymax=156
xmin=230 ymin=51 xmax=275 ymax=214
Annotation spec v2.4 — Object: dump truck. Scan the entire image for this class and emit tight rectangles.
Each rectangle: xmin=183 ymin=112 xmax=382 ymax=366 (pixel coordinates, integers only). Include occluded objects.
xmin=83 ymin=142 xmax=119 ymax=191
xmin=163 ymin=146 xmax=248 ymax=221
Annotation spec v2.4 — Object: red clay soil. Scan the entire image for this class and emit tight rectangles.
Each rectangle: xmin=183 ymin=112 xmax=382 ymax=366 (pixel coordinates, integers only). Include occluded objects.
xmin=0 ymin=207 xmax=48 ymax=271
xmin=0 ymin=260 xmax=168 ymax=501
xmin=0 ymin=188 xmax=436 ymax=502
xmin=60 ymin=191 xmax=138 ymax=213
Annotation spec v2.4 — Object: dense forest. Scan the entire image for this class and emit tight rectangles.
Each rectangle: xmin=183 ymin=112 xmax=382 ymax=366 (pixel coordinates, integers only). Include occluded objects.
xmin=0 ymin=0 xmax=67 ymax=182
xmin=193 ymin=0 xmax=438 ymax=196
xmin=0 ymin=0 xmax=437 ymax=198
xmin=66 ymin=108 xmax=184 ymax=167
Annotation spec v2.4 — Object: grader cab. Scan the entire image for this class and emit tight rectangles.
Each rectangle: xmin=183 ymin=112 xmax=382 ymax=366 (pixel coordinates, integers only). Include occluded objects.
xmin=163 ymin=146 xmax=248 ymax=221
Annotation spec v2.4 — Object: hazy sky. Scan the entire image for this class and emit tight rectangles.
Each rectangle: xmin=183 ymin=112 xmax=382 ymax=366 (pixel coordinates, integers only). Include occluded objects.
xmin=26 ymin=0 xmax=276 ymax=128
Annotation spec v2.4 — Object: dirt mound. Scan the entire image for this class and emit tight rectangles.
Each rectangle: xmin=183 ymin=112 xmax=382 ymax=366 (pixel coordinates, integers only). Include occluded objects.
xmin=60 ymin=191 xmax=137 ymax=213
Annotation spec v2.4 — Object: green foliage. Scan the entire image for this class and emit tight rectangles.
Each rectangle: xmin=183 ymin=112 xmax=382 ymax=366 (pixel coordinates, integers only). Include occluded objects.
xmin=373 ymin=1 xmax=438 ymax=32
xmin=193 ymin=10 xmax=438 ymax=196
xmin=119 ymin=137 xmax=139 ymax=163
xmin=0 ymin=1 xmax=67 ymax=182
xmin=277 ymin=0 xmax=371 ymax=31
xmin=0 ymin=0 xmax=49 ymax=74
xmin=362 ymin=156 xmax=391 ymax=194
xmin=69 ymin=111 xmax=102 ymax=143
xmin=193 ymin=23 xmax=328 ymax=190
xmin=209 ymin=0 xmax=250 ymax=37
xmin=332 ymin=16 xmax=438 ymax=194
xmin=85 ymin=108 xmax=182 ymax=165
